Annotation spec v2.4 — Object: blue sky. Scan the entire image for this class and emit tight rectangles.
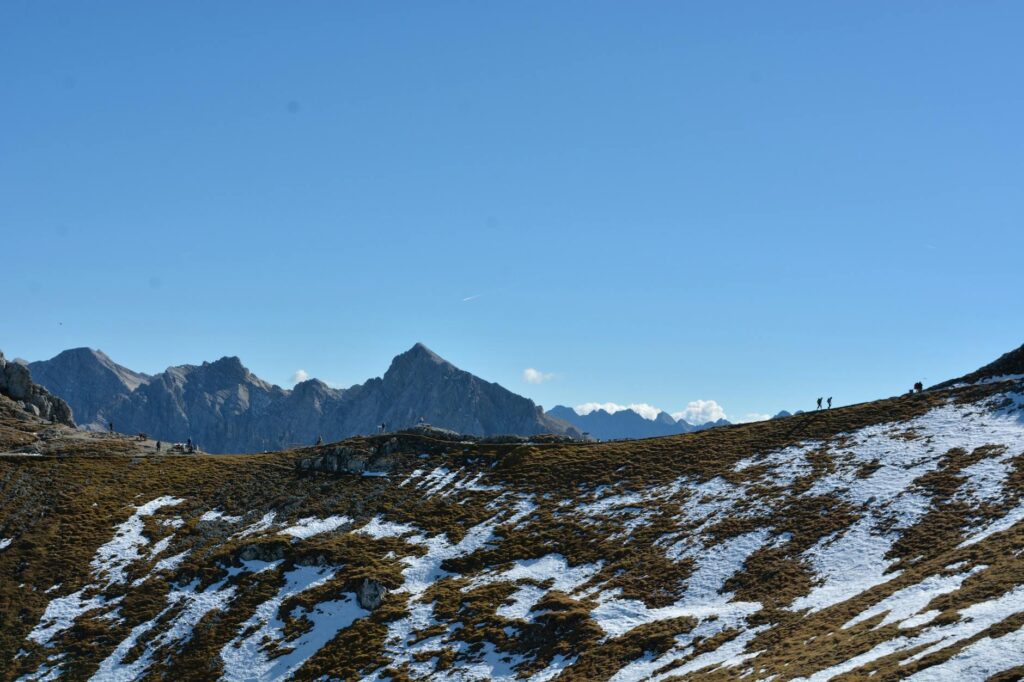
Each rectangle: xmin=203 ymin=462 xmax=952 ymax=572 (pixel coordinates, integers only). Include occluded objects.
xmin=3 ymin=2 xmax=1022 ymax=422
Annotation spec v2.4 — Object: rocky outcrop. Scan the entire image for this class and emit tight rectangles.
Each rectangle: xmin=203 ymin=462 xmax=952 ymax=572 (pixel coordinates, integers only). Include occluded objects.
xmin=0 ymin=351 xmax=74 ymax=426
xmin=296 ymin=436 xmax=408 ymax=475
xmin=356 ymin=579 xmax=388 ymax=610
xmin=30 ymin=344 xmax=579 ymax=453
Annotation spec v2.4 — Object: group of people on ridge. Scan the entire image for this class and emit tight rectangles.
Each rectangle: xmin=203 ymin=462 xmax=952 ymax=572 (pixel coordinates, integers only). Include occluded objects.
xmin=816 ymin=396 xmax=833 ymax=410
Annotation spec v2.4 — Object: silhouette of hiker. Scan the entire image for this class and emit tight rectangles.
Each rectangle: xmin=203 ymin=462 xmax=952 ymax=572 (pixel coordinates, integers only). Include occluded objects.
xmin=816 ymin=397 xmax=823 ymax=411
xmin=108 ymin=421 xmax=114 ymax=433
xmin=827 ymin=397 xmax=833 ymax=409
xmin=914 ymin=381 xmax=923 ymax=393
xmin=156 ymin=441 xmax=161 ymax=451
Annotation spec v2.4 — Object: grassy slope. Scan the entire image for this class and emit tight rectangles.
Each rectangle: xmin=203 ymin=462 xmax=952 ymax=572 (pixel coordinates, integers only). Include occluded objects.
xmin=0 ymin=378 xmax=1022 ymax=681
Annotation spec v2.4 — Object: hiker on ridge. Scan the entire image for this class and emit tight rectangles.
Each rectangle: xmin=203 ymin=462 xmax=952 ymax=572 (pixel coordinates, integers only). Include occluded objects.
xmin=816 ymin=397 xmax=823 ymax=411
xmin=827 ymin=397 xmax=833 ymax=409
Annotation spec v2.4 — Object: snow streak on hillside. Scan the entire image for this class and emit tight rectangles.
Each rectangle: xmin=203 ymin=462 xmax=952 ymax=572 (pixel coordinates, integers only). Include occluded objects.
xmin=5 ymin=382 xmax=1024 ymax=680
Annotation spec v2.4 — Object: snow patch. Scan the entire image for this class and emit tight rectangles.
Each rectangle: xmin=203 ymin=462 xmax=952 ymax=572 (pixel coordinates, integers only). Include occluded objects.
xmin=91 ymin=496 xmax=184 ymax=586
xmin=278 ymin=515 xmax=351 ymax=540
xmin=199 ymin=509 xmax=243 ymax=523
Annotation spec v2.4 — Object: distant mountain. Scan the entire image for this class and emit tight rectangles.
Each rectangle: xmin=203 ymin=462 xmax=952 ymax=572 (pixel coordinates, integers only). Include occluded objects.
xmin=29 ymin=343 xmax=578 ymax=453
xmin=28 ymin=348 xmax=150 ymax=428
xmin=546 ymin=405 xmax=729 ymax=440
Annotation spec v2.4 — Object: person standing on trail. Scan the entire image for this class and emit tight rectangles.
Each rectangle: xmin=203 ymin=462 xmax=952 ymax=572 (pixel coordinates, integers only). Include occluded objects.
xmin=156 ymin=441 xmax=161 ymax=451
xmin=816 ymin=397 xmax=823 ymax=411
xmin=827 ymin=397 xmax=833 ymax=409
xmin=108 ymin=421 xmax=114 ymax=433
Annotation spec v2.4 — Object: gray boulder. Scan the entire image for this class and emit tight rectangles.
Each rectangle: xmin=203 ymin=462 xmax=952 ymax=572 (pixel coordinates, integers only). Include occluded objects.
xmin=356 ymin=578 xmax=388 ymax=610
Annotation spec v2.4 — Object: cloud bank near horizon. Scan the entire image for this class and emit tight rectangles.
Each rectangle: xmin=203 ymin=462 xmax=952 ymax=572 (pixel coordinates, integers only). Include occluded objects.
xmin=573 ymin=399 xmax=735 ymax=424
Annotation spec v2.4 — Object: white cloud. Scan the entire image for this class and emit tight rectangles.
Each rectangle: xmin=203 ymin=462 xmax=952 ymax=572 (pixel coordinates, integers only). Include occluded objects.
xmin=574 ymin=402 xmax=663 ymax=421
xmin=291 ymin=369 xmax=309 ymax=385
xmin=672 ymin=399 xmax=727 ymax=425
xmin=523 ymin=368 xmax=554 ymax=384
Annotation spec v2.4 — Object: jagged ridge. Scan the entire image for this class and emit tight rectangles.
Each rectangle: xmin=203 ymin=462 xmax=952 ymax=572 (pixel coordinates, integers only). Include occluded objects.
xmin=27 ymin=344 xmax=578 ymax=453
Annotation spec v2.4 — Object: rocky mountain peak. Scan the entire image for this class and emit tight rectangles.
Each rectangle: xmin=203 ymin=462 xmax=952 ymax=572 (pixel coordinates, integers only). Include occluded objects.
xmin=383 ymin=343 xmax=457 ymax=383
xmin=190 ymin=356 xmax=275 ymax=393
xmin=28 ymin=347 xmax=149 ymax=426
xmin=400 ymin=342 xmax=450 ymax=366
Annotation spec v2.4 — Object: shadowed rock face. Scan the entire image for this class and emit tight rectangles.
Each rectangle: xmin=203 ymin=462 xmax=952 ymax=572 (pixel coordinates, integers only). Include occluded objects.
xmin=29 ymin=343 xmax=578 ymax=453
xmin=28 ymin=348 xmax=149 ymax=428
xmin=0 ymin=351 xmax=74 ymax=426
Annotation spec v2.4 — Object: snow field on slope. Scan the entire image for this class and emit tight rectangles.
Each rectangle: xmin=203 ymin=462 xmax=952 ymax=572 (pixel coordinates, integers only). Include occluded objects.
xmin=792 ymin=585 xmax=1024 ymax=681
xmin=785 ymin=397 xmax=1024 ymax=613
xmin=842 ymin=565 xmax=987 ymax=630
xmin=219 ymin=565 xmax=367 ymax=682
xmin=278 ymin=515 xmax=351 ymax=540
xmin=465 ymin=553 xmax=602 ymax=621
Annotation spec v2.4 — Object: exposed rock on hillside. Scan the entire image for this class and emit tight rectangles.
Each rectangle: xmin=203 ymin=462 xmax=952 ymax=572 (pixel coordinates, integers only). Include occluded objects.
xmin=0 ymin=350 xmax=73 ymax=426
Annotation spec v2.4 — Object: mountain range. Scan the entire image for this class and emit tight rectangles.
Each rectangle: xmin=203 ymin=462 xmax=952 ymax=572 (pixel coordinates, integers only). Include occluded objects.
xmin=547 ymin=404 xmax=729 ymax=440
xmin=28 ymin=344 xmax=579 ymax=453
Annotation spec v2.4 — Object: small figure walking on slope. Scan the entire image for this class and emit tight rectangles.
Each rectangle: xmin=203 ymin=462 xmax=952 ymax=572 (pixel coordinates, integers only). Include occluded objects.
xmin=316 ymin=434 xmax=323 ymax=446
xmin=827 ymin=397 xmax=833 ymax=409
xmin=816 ymin=397 xmax=823 ymax=411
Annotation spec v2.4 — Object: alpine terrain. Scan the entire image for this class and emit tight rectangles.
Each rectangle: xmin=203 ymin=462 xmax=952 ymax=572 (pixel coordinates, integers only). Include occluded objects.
xmin=27 ymin=344 xmax=578 ymax=452
xmin=2 ymin=344 xmax=1024 ymax=680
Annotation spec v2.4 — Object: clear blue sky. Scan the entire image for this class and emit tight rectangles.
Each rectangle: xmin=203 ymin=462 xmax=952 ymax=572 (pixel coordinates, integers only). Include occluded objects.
xmin=3 ymin=2 xmax=1022 ymax=422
